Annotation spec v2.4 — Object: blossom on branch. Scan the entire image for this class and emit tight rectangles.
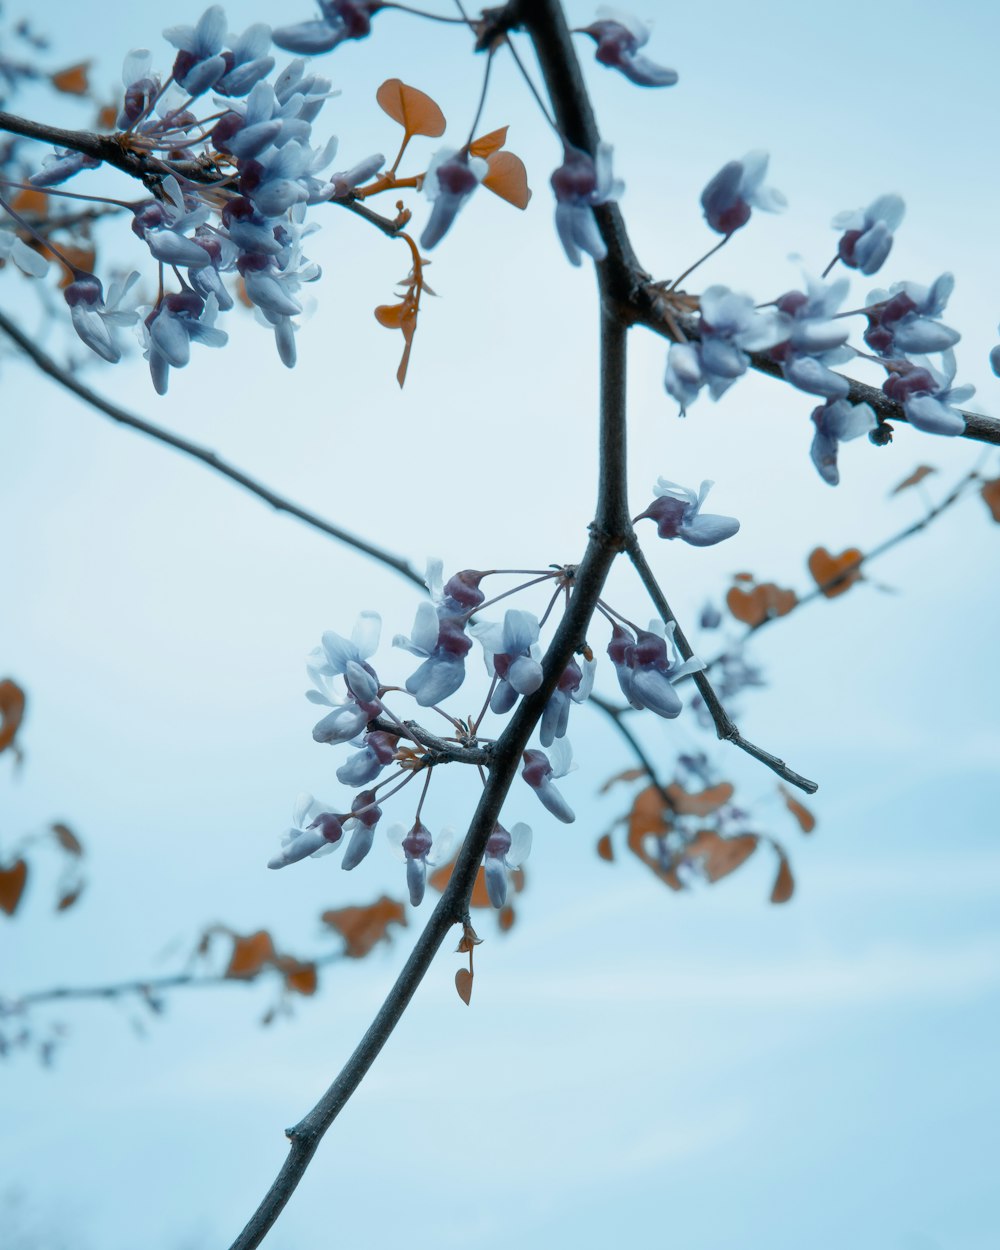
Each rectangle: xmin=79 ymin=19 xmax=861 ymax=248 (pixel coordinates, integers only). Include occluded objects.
xmin=832 ymin=193 xmax=904 ymax=275
xmin=550 ymin=142 xmax=622 ymax=266
xmin=540 ymin=656 xmax=594 ymax=747
xmin=700 ymin=150 xmax=785 ymax=237
xmin=63 ymin=272 xmax=140 ymax=364
xmin=273 ymin=0 xmax=380 ymax=55
xmin=664 ymin=285 xmax=790 ymax=411
xmin=470 ymin=609 xmax=544 ymax=715
xmin=863 ymin=273 xmax=960 ymax=358
xmin=769 ymin=277 xmax=852 ymax=400
xmin=268 ymin=792 xmax=345 ymax=868
xmin=388 ymin=819 xmax=452 ymax=907
xmin=164 ymin=5 xmax=229 ymax=98
xmin=483 ymin=822 xmax=532 ymax=909
xmin=635 ymin=478 xmax=740 ymax=547
xmin=809 ymin=398 xmax=877 ymax=486
xmin=578 ymin=8 xmax=678 ymax=87
xmin=607 ymin=620 xmax=703 ymax=719
xmin=420 ymin=148 xmax=487 ymax=250
xmin=521 ymin=739 xmax=575 ymax=824
xmin=882 ymin=352 xmax=972 ymax=436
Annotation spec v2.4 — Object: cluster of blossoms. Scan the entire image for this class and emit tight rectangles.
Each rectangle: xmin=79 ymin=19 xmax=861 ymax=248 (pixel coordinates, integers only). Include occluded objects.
xmin=268 ymin=476 xmax=740 ymax=905
xmin=13 ymin=6 xmax=384 ymax=390
xmin=661 ymin=149 xmax=975 ymax=482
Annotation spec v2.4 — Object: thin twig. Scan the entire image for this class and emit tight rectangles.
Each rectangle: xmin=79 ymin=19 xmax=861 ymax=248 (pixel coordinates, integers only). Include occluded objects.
xmin=227 ymin=298 xmax=631 ymax=1250
xmin=0 ymin=306 xmax=425 ymax=589
xmin=625 ymin=535 xmax=819 ymax=794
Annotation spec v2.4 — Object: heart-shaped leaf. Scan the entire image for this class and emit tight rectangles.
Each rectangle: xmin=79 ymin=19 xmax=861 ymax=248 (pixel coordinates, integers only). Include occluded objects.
xmin=455 ymin=967 xmax=473 ymax=1005
xmin=808 ymin=546 xmax=863 ymax=598
xmin=376 ymin=79 xmax=446 ymax=139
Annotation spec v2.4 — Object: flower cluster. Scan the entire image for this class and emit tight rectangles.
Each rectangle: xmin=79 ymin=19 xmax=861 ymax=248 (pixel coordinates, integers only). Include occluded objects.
xmin=15 ymin=7 xmax=384 ymax=390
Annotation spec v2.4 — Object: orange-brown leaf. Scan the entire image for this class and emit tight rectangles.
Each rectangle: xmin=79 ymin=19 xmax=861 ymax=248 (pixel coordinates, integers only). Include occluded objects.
xmin=726 ymin=581 xmax=797 ymax=627
xmin=686 ymin=830 xmax=759 ymax=883
xmin=733 ymin=571 xmax=754 ymax=582
xmin=276 ymin=957 xmax=318 ymax=996
xmin=376 ymin=78 xmax=446 ymax=138
xmin=981 ymin=477 xmax=1000 ymax=522
xmin=483 ymin=151 xmax=531 ymax=209
xmin=770 ymin=855 xmax=795 ymax=904
xmin=225 ymin=930 xmax=275 ymax=980
xmin=10 ymin=188 xmax=48 ymax=217
xmin=597 ymin=833 xmax=614 ymax=862
xmin=665 ymin=781 xmax=734 ymax=816
xmin=469 ymin=126 xmax=509 ymax=159
xmin=779 ymin=785 xmax=816 ymax=834
xmin=891 ymin=464 xmax=936 ymax=495
xmin=455 ymin=967 xmax=473 ymax=1005
xmin=52 ymin=823 xmax=84 ymax=856
xmin=598 ymin=766 xmax=647 ymax=794
xmin=51 ymin=63 xmax=90 ymax=95
xmin=320 ymin=895 xmax=407 ymax=958
xmin=498 ymin=905 xmax=515 ymax=932
xmin=56 ymin=883 xmax=85 ymax=912
xmin=374 ymin=301 xmax=408 ymax=329
xmin=0 ymin=679 xmax=26 ymax=755
xmin=808 ymin=546 xmax=863 ymax=598
xmin=0 ymin=859 xmax=29 ymax=916
xmin=627 ymin=784 xmax=672 ymax=841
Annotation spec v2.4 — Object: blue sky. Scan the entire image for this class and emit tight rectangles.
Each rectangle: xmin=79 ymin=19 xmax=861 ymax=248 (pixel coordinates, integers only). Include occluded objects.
xmin=2 ymin=2 xmax=999 ymax=1248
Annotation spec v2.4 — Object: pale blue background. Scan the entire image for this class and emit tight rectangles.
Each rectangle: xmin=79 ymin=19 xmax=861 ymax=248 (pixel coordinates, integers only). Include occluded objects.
xmin=2 ymin=2 xmax=999 ymax=1248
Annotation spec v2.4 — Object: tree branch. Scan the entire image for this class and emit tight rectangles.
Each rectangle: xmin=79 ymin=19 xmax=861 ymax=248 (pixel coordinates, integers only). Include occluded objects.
xmin=0 ymin=306 xmax=425 ymax=588
xmin=625 ymin=535 xmax=819 ymax=794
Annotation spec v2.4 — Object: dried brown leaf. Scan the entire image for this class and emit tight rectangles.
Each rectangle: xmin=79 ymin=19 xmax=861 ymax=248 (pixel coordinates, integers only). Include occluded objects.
xmin=981 ymin=477 xmax=1000 ymax=522
xmin=726 ymin=581 xmax=798 ymax=627
xmin=225 ymin=930 xmax=275 ymax=980
xmin=778 ymin=784 xmax=816 ymax=834
xmin=0 ymin=859 xmax=29 ymax=916
xmin=56 ymin=883 xmax=85 ymax=912
xmin=665 ymin=781 xmax=734 ymax=816
xmin=596 ymin=833 xmax=614 ymax=862
xmin=375 ymin=78 xmax=446 ymax=138
xmin=276 ymin=957 xmax=318 ymax=996
xmin=455 ymin=967 xmax=473 ymax=1005
xmin=891 ymin=464 xmax=937 ymax=494
xmin=51 ymin=63 xmax=90 ymax=95
xmin=320 ymin=895 xmax=407 ymax=958
xmin=52 ymin=822 xmax=83 ymax=856
xmin=483 ymin=151 xmax=531 ymax=209
xmin=770 ymin=856 xmax=795 ymax=904
xmin=598 ymin=766 xmax=647 ymax=794
xmin=468 ymin=126 xmax=508 ymax=159
xmin=686 ymin=830 xmax=759 ymax=883
xmin=0 ymin=679 xmax=26 ymax=755
xmin=498 ymin=905 xmax=515 ymax=932
xmin=808 ymin=546 xmax=864 ymax=599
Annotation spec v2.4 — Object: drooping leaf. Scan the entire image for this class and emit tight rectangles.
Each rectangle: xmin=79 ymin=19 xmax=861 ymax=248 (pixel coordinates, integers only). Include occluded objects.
xmin=275 ymin=957 xmax=318 ymax=996
xmin=374 ymin=301 xmax=408 ymax=329
xmin=665 ymin=781 xmax=734 ymax=816
xmin=375 ymin=78 xmax=446 ymax=139
xmin=225 ymin=930 xmax=276 ymax=980
xmin=52 ymin=823 xmax=84 ymax=856
xmin=981 ymin=477 xmax=1000 ymax=522
xmin=627 ymin=784 xmax=672 ymax=841
xmin=320 ymin=895 xmax=407 ymax=958
xmin=0 ymin=679 xmax=26 ymax=755
xmin=598 ymin=766 xmax=647 ymax=794
xmin=726 ymin=580 xmax=797 ymax=627
xmin=808 ymin=546 xmax=863 ymax=598
xmin=685 ymin=830 xmax=759 ymax=883
xmin=596 ymin=833 xmax=614 ymax=862
xmin=498 ymin=905 xmax=515 ymax=932
xmin=51 ymin=63 xmax=90 ymax=95
xmin=778 ymin=784 xmax=816 ymax=834
xmin=891 ymin=464 xmax=937 ymax=495
xmin=770 ymin=855 xmax=795 ymax=904
xmin=0 ymin=859 xmax=29 ymax=916
xmin=10 ymin=188 xmax=48 ymax=217
xmin=483 ymin=151 xmax=531 ymax=209
xmin=455 ymin=967 xmax=473 ymax=1005
xmin=468 ymin=126 xmax=509 ymax=159
xmin=56 ymin=883 xmax=85 ymax=912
